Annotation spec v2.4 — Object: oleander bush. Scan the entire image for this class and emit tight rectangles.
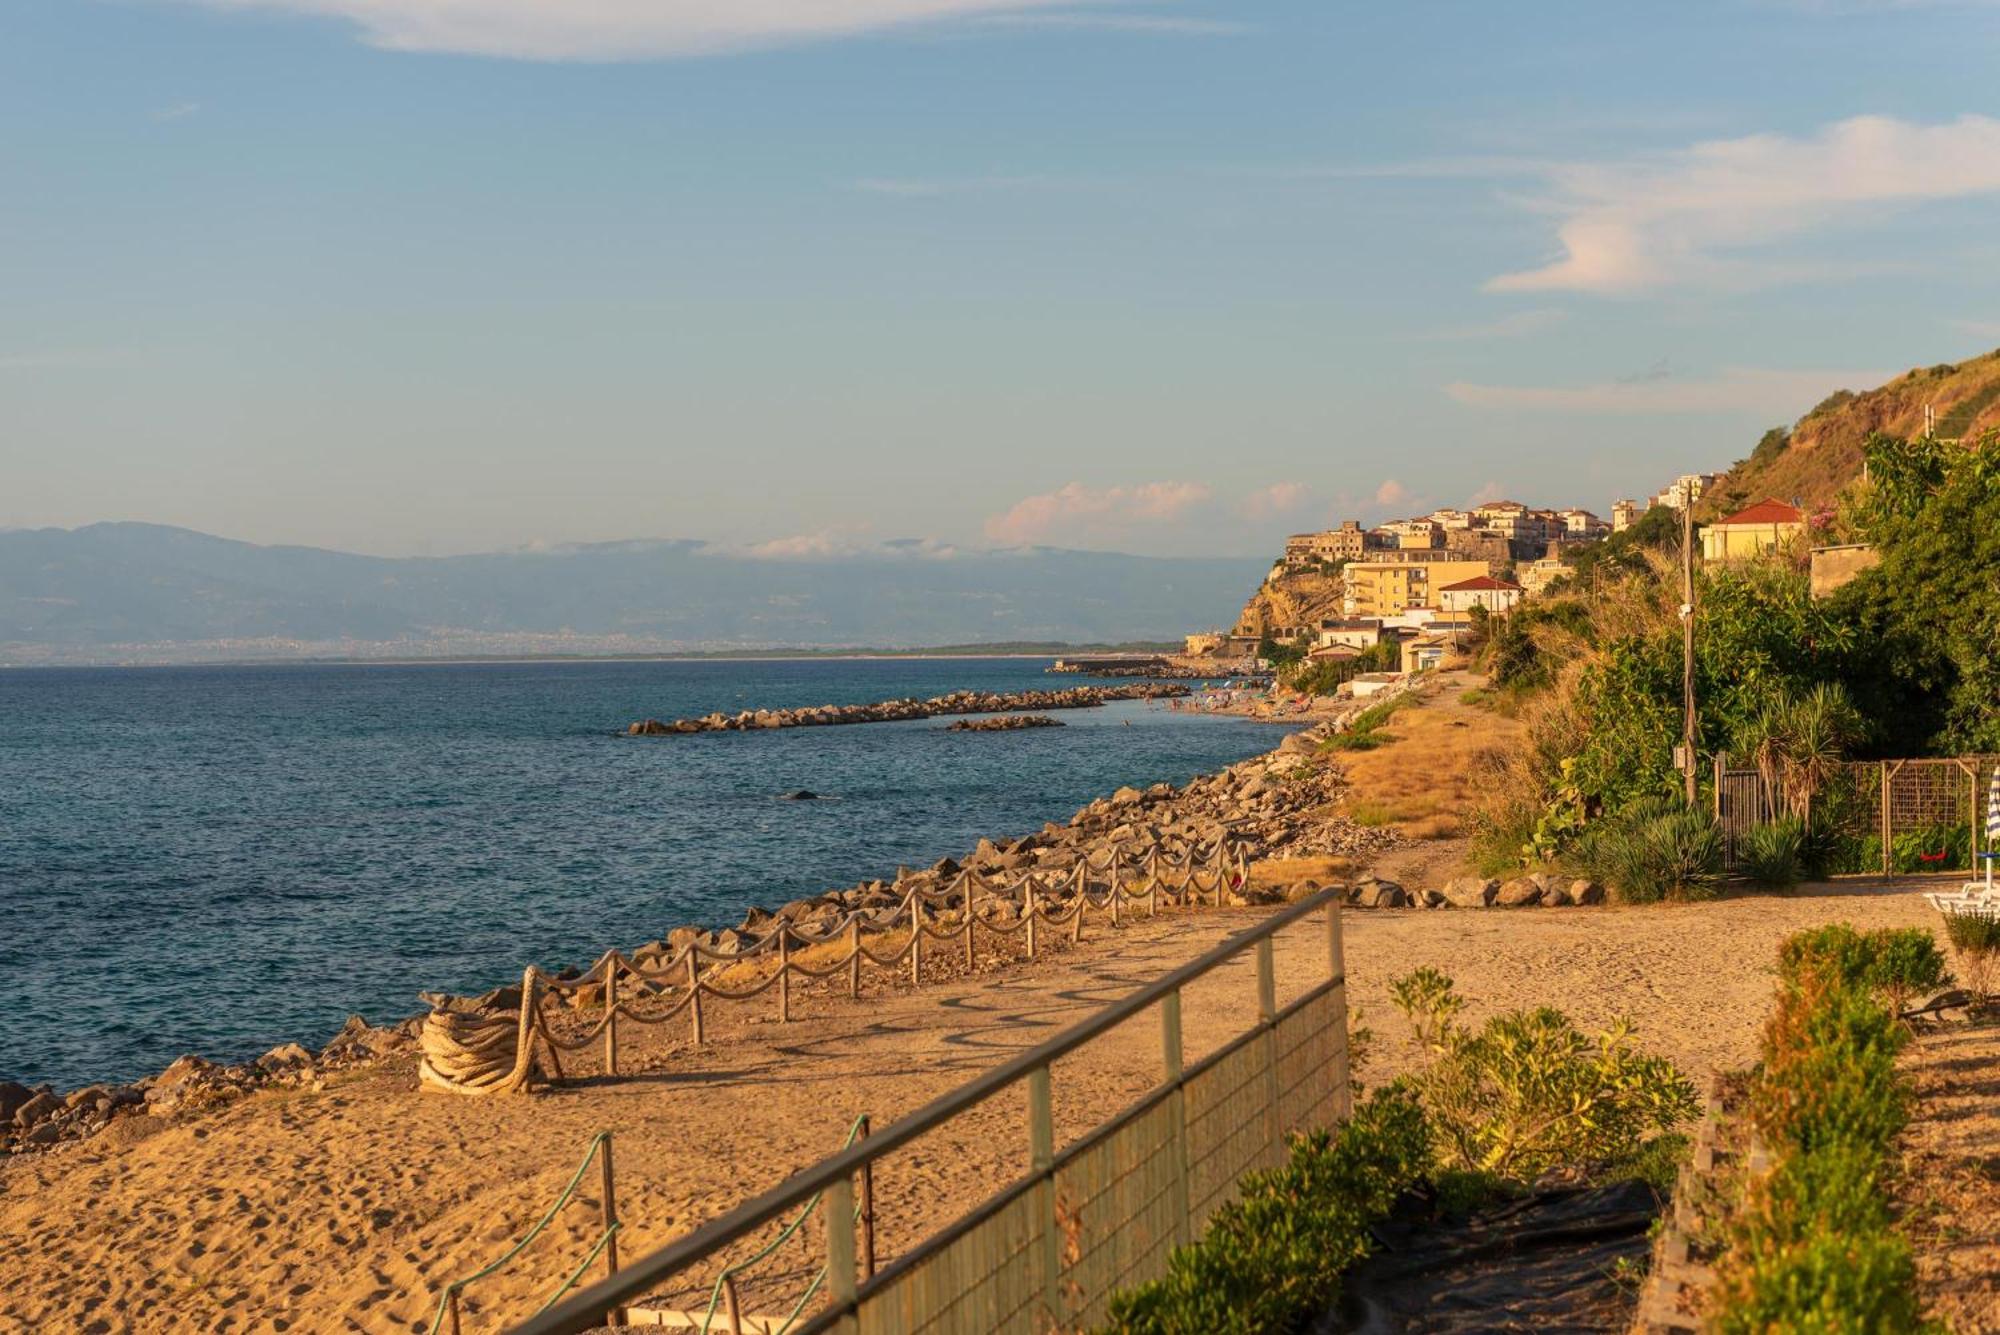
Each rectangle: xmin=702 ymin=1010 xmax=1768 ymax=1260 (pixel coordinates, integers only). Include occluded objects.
xmin=1710 ymin=925 xmax=1935 ymax=1332
xmin=1738 ymin=818 xmax=1805 ymax=890
xmin=1101 ymin=1086 xmax=1429 ymax=1335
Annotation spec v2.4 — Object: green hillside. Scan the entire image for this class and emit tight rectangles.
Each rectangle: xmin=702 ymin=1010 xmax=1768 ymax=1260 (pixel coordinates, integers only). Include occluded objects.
xmin=1700 ymin=348 xmax=2000 ymax=519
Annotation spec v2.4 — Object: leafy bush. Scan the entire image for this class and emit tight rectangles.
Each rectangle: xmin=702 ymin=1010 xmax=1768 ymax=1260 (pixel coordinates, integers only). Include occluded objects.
xmin=1940 ymin=908 xmax=2000 ymax=1002
xmin=1387 ymin=969 xmax=1698 ymax=1183
xmin=1778 ymin=925 xmax=1949 ymax=1015
xmin=1888 ymin=821 xmax=1971 ymax=873
xmin=1101 ymin=1087 xmax=1429 ymax=1335
xmin=1739 ymin=818 xmax=1805 ymax=889
xmin=1711 ymin=925 xmax=1931 ymax=1333
xmin=1576 ymin=799 xmax=1723 ymax=903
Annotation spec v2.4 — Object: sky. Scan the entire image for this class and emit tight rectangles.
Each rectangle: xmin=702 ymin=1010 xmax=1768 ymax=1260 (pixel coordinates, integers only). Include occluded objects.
xmin=4 ymin=0 xmax=2000 ymax=558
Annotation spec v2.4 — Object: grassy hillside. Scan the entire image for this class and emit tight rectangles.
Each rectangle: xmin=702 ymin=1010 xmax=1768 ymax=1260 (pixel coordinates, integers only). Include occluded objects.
xmin=1701 ymin=348 xmax=2000 ymax=518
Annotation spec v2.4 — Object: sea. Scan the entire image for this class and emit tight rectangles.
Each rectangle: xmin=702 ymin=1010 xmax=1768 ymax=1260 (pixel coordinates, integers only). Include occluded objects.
xmin=0 ymin=657 xmax=1284 ymax=1090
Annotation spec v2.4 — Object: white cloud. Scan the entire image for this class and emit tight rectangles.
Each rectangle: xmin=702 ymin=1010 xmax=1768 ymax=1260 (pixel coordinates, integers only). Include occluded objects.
xmin=984 ymin=480 xmax=1211 ymax=545
xmin=1240 ymin=480 xmax=1309 ymax=520
xmin=1446 ymin=366 xmax=1890 ymax=416
xmin=150 ymin=101 xmax=202 ymax=121
xmin=192 ymin=0 xmax=1130 ymax=59
xmin=1468 ymin=481 xmax=1509 ymax=506
xmin=1485 ymin=114 xmax=2000 ymax=294
xmin=1373 ymin=479 xmax=1411 ymax=507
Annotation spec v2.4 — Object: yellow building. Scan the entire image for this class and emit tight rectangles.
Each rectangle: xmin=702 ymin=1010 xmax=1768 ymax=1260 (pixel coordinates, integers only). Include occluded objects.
xmin=1343 ymin=558 xmax=1490 ymax=617
xmin=1701 ymin=498 xmax=1804 ymax=563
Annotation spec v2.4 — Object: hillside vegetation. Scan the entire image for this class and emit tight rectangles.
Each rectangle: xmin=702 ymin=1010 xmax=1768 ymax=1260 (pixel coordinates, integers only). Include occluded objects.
xmin=1702 ymin=347 xmax=2000 ymax=518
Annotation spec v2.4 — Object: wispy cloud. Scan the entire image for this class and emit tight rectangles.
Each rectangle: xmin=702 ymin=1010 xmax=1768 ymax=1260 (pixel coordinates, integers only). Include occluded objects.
xmin=150 ymin=101 xmax=202 ymax=121
xmin=984 ymin=480 xmax=1211 ymax=545
xmin=1446 ymin=366 xmax=1889 ymax=416
xmin=190 ymin=0 xmax=1164 ymax=60
xmin=1484 ymin=114 xmax=2000 ymax=294
xmin=1412 ymin=309 xmax=1566 ymax=341
xmin=1373 ymin=479 xmax=1412 ymax=508
xmin=702 ymin=530 xmax=963 ymax=560
xmin=1239 ymin=480 xmax=1309 ymax=520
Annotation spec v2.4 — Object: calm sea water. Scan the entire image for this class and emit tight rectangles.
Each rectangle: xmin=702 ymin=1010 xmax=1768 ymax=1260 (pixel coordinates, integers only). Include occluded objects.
xmin=0 ymin=658 xmax=1282 ymax=1090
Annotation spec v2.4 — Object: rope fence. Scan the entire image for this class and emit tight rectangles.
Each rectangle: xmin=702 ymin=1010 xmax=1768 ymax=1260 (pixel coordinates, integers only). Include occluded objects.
xmin=504 ymin=888 xmax=1349 ymax=1335
xmin=419 ymin=839 xmax=1253 ymax=1097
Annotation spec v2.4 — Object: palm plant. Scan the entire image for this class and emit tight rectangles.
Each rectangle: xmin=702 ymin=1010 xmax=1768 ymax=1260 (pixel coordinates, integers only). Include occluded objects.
xmin=1732 ymin=684 xmax=1864 ymax=827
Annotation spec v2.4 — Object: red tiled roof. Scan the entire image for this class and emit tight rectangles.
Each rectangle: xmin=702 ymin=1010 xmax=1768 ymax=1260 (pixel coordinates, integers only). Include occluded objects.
xmin=1715 ymin=498 xmax=1804 ymax=526
xmin=1440 ymin=575 xmax=1523 ymax=592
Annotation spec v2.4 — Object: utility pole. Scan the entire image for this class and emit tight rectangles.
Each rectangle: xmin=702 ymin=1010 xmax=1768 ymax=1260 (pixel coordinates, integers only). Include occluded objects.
xmin=1680 ymin=501 xmax=1698 ymax=807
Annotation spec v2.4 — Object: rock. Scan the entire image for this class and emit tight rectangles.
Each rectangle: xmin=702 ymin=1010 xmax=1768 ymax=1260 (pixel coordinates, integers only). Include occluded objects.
xmin=93 ymin=1113 xmax=166 ymax=1149
xmin=0 ymin=1082 xmax=32 ymax=1124
xmin=779 ymin=790 xmax=820 ymax=801
xmin=569 ymin=981 xmax=605 ymax=1009
xmin=257 ymin=1043 xmax=315 ymax=1072
xmin=13 ymin=1091 xmax=59 ymax=1129
xmin=1355 ymin=880 xmax=1410 ymax=909
xmin=1420 ymin=887 xmax=1449 ymax=908
xmin=710 ymin=929 xmax=745 ymax=955
xmin=1111 ymin=786 xmax=1144 ymax=806
xmin=1495 ymin=877 xmax=1544 ymax=907
xmin=739 ymin=905 xmax=773 ymax=932
xmin=1285 ymin=879 xmax=1325 ymax=904
xmin=668 ymin=926 xmax=703 ymax=955
xmin=1570 ymin=879 xmax=1605 ymax=905
xmin=1541 ymin=881 xmax=1575 ymax=907
xmin=63 ymin=1084 xmax=107 ymax=1110
xmin=21 ymin=1122 xmax=60 ymax=1148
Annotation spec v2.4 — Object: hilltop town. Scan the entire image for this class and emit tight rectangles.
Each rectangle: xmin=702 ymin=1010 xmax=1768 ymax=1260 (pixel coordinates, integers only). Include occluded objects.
xmin=1181 ymin=472 xmax=1768 ymax=676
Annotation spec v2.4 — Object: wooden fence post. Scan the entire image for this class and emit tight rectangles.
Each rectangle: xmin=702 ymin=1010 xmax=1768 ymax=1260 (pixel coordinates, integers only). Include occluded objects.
xmin=602 ymin=957 xmax=618 ymax=1077
xmin=963 ymin=895 xmax=976 ymax=970
xmin=848 ymin=917 xmax=862 ymax=999
xmin=778 ymin=928 xmax=791 ymax=1025
xmin=1026 ymin=883 xmax=1038 ymax=959
xmin=599 ymin=1133 xmax=623 ymax=1327
xmin=1328 ymin=902 xmax=1351 ymax=1121
xmin=1029 ymin=1064 xmax=1061 ymax=1325
xmin=1256 ymin=937 xmax=1280 ymax=1163
xmin=908 ymin=894 xmax=922 ymax=988
xmin=1161 ymin=989 xmax=1190 ymax=1244
xmin=825 ymin=1177 xmax=858 ymax=1335
xmin=857 ymin=1115 xmax=877 ymax=1280
xmin=687 ymin=951 xmax=704 ymax=1047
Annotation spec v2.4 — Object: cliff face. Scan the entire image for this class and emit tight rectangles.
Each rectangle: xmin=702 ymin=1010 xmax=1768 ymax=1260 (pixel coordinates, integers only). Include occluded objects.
xmin=1704 ymin=349 xmax=2000 ymax=518
xmin=1233 ymin=567 xmax=1345 ymax=637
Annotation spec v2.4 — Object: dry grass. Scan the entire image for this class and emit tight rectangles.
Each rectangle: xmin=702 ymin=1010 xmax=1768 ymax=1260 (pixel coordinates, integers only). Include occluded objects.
xmin=1247 ymin=854 xmax=1358 ymax=893
xmin=1333 ymin=673 xmax=1524 ymax=842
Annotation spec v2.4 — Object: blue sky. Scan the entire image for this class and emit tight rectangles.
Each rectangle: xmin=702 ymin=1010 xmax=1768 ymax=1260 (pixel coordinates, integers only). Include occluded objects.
xmin=5 ymin=0 xmax=2000 ymax=557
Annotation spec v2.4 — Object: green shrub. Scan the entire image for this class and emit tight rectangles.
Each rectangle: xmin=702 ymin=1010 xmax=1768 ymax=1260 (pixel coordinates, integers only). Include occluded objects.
xmin=1889 ymin=821 xmax=1971 ymax=873
xmin=1101 ymin=1087 xmax=1430 ymax=1335
xmin=1387 ymin=969 xmax=1698 ymax=1183
xmin=1940 ymin=907 xmax=2000 ymax=1002
xmin=1778 ymin=925 xmax=1949 ymax=1015
xmin=1739 ymin=818 xmax=1805 ymax=889
xmin=1753 ymin=971 xmax=1908 ymax=1157
xmin=1578 ymin=800 xmax=1724 ymax=903
xmin=1714 ymin=1225 xmax=1923 ymax=1335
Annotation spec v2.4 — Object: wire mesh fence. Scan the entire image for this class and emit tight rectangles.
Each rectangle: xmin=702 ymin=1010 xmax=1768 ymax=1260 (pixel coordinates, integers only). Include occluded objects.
xmin=509 ymin=889 xmax=1351 ymax=1335
xmin=1714 ymin=754 xmax=1997 ymax=875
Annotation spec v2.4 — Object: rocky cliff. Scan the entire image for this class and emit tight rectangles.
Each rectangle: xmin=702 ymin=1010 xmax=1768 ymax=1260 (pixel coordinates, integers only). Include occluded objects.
xmin=1232 ymin=566 xmax=1346 ymax=638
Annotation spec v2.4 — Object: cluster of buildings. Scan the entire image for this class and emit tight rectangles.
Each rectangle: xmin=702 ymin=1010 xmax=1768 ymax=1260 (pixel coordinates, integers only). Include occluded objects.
xmin=1188 ymin=479 xmax=1814 ymax=677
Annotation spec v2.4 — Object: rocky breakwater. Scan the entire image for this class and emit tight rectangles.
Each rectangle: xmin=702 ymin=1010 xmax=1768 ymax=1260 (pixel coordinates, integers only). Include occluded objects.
xmin=626 ymin=683 xmax=1188 ymax=735
xmin=0 ymin=1015 xmax=415 ymax=1158
xmin=947 ymin=715 xmax=1064 ymax=732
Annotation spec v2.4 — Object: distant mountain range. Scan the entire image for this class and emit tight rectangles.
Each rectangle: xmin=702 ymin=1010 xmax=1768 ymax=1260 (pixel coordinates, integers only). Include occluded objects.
xmin=0 ymin=523 xmax=1264 ymax=665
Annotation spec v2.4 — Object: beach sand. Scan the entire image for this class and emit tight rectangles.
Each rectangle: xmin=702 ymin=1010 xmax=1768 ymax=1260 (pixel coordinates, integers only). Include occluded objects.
xmin=0 ymin=882 xmax=1938 ymax=1334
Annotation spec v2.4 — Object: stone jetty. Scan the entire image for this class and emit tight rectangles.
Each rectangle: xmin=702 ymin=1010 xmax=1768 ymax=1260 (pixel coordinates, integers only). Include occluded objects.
xmin=626 ymin=684 xmax=1187 ymax=735
xmin=947 ymin=715 xmax=1064 ymax=731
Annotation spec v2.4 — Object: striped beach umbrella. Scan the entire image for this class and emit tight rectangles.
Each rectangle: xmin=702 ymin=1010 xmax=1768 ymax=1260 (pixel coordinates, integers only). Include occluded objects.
xmin=1987 ymin=765 xmax=2000 ymax=887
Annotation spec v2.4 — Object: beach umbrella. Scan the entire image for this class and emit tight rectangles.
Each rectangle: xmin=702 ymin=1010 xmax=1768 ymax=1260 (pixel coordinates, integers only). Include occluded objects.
xmin=1986 ymin=764 xmax=2000 ymax=888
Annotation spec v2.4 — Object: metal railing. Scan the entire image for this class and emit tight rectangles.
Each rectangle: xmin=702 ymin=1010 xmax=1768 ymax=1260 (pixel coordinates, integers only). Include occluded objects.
xmin=508 ymin=887 xmax=1350 ymax=1335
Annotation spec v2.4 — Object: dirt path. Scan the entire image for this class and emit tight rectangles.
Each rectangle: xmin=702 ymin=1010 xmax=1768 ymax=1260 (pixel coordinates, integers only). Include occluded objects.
xmin=1896 ymin=1011 xmax=2000 ymax=1331
xmin=0 ymin=884 xmax=1937 ymax=1334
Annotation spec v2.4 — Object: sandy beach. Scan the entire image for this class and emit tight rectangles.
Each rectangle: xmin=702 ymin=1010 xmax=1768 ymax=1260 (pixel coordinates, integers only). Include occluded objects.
xmin=0 ymin=880 xmax=1938 ymax=1334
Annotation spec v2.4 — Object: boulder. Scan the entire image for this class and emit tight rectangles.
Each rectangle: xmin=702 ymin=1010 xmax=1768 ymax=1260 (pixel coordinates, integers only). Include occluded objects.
xmin=13 ymin=1091 xmax=59 ymax=1129
xmin=1111 ymin=786 xmax=1144 ymax=806
xmin=1541 ymin=881 xmax=1575 ymax=907
xmin=93 ymin=1113 xmax=165 ymax=1149
xmin=668 ymin=926 xmax=703 ymax=955
xmin=1355 ymin=880 xmax=1411 ymax=909
xmin=1570 ymin=879 xmax=1606 ymax=905
xmin=1495 ymin=877 xmax=1544 ymax=907
xmin=21 ymin=1122 xmax=61 ymax=1148
xmin=0 ymin=1082 xmax=33 ymax=1124
xmin=256 ymin=1043 xmax=314 ymax=1072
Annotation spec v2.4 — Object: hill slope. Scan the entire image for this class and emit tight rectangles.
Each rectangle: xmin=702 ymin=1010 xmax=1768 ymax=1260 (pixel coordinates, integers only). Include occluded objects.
xmin=1703 ymin=348 xmax=2000 ymax=518
xmin=0 ymin=524 xmax=1266 ymax=664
